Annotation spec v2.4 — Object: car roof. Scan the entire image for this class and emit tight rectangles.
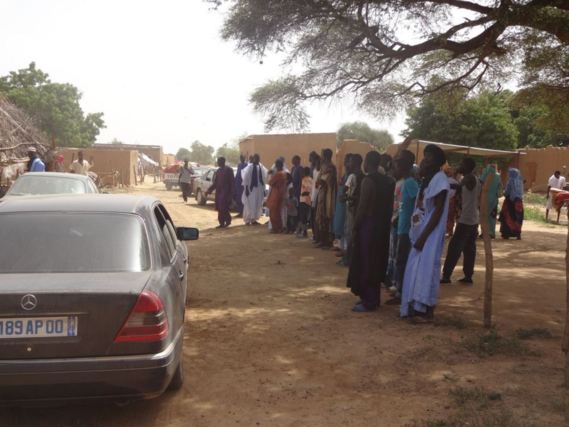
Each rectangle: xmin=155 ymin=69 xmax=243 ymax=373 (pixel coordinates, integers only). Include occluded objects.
xmin=16 ymin=172 xmax=92 ymax=181
xmin=0 ymin=194 xmax=159 ymax=215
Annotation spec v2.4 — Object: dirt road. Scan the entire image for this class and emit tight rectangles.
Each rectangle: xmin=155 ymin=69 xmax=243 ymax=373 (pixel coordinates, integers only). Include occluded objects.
xmin=2 ymin=183 xmax=568 ymax=426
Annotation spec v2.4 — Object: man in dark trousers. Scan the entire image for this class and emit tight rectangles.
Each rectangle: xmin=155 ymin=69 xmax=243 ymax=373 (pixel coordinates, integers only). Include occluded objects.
xmin=234 ymin=155 xmax=248 ymax=218
xmin=178 ymin=160 xmax=194 ymax=203
xmin=206 ymin=157 xmax=235 ymax=228
xmin=441 ymin=157 xmax=481 ymax=284
xmin=347 ymin=151 xmax=395 ymax=312
xmin=291 ymin=155 xmax=302 ymax=200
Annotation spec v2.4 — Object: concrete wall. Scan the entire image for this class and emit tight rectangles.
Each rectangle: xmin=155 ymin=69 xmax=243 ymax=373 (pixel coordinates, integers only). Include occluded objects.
xmin=239 ymin=134 xmax=382 ymax=181
xmin=519 ymin=147 xmax=569 ymax=192
xmin=93 ymin=144 xmax=163 ymax=166
xmin=162 ymin=153 xmax=177 ymax=167
xmin=239 ymin=133 xmax=337 ymax=167
xmin=59 ymin=147 xmax=138 ymax=186
xmin=386 ymin=143 xmax=569 ymax=192
xmin=336 ymin=139 xmax=375 ymax=177
xmin=386 ymin=141 xmax=426 ymax=165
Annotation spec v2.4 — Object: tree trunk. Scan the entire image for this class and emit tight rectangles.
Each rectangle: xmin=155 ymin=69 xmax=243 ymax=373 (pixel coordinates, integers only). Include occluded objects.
xmin=563 ymin=214 xmax=569 ymax=387
xmin=480 ymin=176 xmax=493 ymax=329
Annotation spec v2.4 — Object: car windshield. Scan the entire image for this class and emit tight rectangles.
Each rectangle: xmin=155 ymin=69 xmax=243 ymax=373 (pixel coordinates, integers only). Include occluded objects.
xmin=0 ymin=213 xmax=150 ymax=273
xmin=8 ymin=175 xmax=87 ymax=195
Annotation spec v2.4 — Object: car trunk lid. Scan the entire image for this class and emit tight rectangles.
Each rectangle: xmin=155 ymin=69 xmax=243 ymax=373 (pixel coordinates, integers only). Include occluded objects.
xmin=0 ymin=272 xmax=151 ymax=359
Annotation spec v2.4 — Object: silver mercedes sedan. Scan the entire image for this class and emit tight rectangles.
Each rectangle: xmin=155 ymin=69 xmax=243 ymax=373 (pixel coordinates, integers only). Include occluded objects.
xmin=0 ymin=194 xmax=198 ymax=402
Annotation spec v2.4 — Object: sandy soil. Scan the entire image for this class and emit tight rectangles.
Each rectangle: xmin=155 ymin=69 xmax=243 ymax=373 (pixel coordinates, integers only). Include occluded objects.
xmin=2 ymin=182 xmax=568 ymax=426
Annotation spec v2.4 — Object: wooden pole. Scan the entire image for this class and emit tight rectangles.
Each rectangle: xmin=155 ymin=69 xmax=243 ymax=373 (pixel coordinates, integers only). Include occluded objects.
xmin=563 ymin=212 xmax=569 ymax=386
xmin=480 ymin=172 xmax=494 ymax=329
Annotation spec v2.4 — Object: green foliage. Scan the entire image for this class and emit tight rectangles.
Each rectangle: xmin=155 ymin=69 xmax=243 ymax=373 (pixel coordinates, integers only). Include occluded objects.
xmin=214 ymin=0 xmax=569 ymax=131
xmin=0 ymin=62 xmax=105 ymax=147
xmin=523 ymin=205 xmax=563 ymax=227
xmin=176 ymin=147 xmax=191 ymax=161
xmin=405 ymin=91 xmax=518 ymax=150
xmin=215 ymin=143 xmax=241 ymax=165
xmin=188 ymin=141 xmax=215 ymax=165
xmin=337 ymin=122 xmax=393 ymax=151
xmin=524 ymin=192 xmax=546 ymax=205
xmin=512 ymin=88 xmax=569 ymax=147
xmin=450 ymin=387 xmax=496 ymax=409
xmin=250 ymin=78 xmax=309 ymax=132
xmin=433 ymin=315 xmax=468 ymax=330
xmin=461 ymin=330 xmax=533 ymax=357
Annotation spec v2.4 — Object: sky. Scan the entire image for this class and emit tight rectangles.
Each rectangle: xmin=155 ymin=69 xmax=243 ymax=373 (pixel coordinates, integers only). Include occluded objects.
xmin=0 ymin=0 xmax=407 ymax=154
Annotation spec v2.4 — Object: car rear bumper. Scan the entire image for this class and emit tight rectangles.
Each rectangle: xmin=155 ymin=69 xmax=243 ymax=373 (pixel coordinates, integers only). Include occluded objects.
xmin=0 ymin=329 xmax=183 ymax=403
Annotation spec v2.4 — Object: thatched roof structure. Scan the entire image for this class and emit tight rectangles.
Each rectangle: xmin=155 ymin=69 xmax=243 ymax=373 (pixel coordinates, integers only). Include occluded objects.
xmin=0 ymin=97 xmax=49 ymax=163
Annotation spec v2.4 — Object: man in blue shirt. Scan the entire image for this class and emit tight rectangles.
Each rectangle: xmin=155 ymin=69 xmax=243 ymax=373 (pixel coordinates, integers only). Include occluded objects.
xmin=27 ymin=147 xmax=45 ymax=172
xmin=394 ymin=150 xmax=419 ymax=300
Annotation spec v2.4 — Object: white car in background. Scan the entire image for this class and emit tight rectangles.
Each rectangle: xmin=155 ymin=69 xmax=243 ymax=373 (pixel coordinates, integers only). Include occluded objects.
xmin=2 ymin=172 xmax=99 ymax=198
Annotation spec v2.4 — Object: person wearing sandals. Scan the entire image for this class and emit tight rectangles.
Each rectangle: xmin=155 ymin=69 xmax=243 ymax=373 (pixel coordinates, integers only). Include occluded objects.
xmin=347 ymin=151 xmax=394 ymax=312
xmin=440 ymin=157 xmax=480 ymax=285
xmin=400 ymin=145 xmax=449 ymax=321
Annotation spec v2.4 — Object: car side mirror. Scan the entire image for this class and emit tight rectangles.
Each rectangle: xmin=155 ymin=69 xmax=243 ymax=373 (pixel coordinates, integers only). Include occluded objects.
xmin=176 ymin=227 xmax=199 ymax=241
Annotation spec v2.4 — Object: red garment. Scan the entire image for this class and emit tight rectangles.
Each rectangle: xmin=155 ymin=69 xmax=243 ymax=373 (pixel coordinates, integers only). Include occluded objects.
xmin=554 ymin=191 xmax=569 ymax=212
xmin=267 ymin=171 xmax=287 ymax=232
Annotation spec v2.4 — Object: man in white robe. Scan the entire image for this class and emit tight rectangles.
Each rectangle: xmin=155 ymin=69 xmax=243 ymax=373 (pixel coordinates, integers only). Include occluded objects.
xmin=241 ymin=154 xmax=268 ymax=225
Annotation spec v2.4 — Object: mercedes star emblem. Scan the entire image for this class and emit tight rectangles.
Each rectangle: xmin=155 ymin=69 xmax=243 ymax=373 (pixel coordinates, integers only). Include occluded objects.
xmin=21 ymin=294 xmax=38 ymax=311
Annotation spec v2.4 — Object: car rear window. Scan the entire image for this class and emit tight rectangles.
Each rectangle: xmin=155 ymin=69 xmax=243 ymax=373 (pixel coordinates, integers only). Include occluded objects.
xmin=9 ymin=176 xmax=87 ymax=195
xmin=0 ymin=213 xmax=150 ymax=273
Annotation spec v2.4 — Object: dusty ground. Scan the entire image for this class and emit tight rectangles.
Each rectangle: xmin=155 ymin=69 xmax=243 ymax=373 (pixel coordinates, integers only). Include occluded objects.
xmin=2 ymin=182 xmax=569 ymax=426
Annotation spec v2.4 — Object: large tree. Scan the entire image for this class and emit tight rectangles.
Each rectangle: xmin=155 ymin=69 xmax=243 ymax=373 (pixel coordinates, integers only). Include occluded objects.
xmin=176 ymin=147 xmax=192 ymax=161
xmin=0 ymin=63 xmax=105 ymax=147
xmin=406 ymin=88 xmax=569 ymax=148
xmin=337 ymin=121 xmax=393 ymax=150
xmin=215 ymin=143 xmax=241 ymax=165
xmin=404 ymin=90 xmax=519 ymax=150
xmin=510 ymin=103 xmax=569 ymax=148
xmin=188 ymin=141 xmax=215 ymax=165
xmin=211 ymin=0 xmax=569 ymax=132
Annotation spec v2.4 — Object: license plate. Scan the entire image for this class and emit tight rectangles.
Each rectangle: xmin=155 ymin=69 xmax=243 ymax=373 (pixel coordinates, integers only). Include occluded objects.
xmin=0 ymin=316 xmax=78 ymax=339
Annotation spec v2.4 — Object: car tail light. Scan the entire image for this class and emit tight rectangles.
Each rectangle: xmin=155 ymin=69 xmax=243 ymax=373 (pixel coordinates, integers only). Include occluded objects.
xmin=115 ymin=291 xmax=168 ymax=343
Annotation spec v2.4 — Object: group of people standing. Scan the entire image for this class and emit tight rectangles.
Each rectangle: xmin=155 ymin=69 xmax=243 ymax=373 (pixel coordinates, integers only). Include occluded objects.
xmin=24 ymin=147 xmax=91 ymax=175
xmin=206 ymin=146 xmax=526 ymax=320
xmin=445 ymin=163 xmax=525 ymax=243
xmin=205 ymin=154 xmax=268 ymax=228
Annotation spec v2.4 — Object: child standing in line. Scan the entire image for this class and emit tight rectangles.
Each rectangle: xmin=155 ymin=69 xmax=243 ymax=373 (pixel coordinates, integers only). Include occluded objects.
xmin=297 ymin=167 xmax=313 ymax=238
xmin=286 ymin=187 xmax=299 ymax=233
